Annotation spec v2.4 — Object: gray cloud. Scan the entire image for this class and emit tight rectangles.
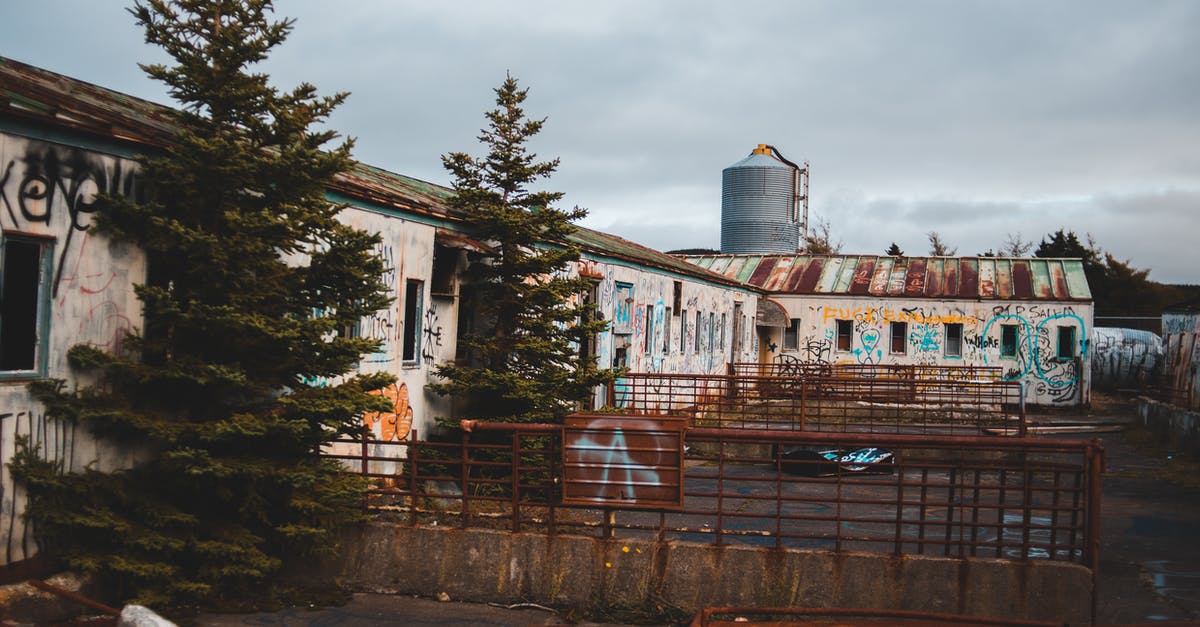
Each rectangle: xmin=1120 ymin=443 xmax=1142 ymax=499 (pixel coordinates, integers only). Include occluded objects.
xmin=4 ymin=0 xmax=1197 ymax=284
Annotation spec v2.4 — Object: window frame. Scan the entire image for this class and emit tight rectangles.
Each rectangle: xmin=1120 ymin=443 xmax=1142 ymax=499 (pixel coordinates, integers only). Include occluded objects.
xmin=835 ymin=319 xmax=853 ymax=352
xmin=1057 ymin=326 xmax=1077 ymax=361
xmin=0 ymin=233 xmax=54 ymax=379
xmin=401 ymin=279 xmax=424 ymax=366
xmin=889 ymin=321 xmax=907 ymax=355
xmin=1001 ymin=324 xmax=1019 ymax=358
xmin=944 ymin=322 xmax=963 ymax=358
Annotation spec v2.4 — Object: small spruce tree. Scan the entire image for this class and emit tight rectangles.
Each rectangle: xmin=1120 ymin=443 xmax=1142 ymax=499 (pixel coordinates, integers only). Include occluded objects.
xmin=429 ymin=75 xmax=612 ymax=424
xmin=12 ymin=0 xmax=392 ymax=608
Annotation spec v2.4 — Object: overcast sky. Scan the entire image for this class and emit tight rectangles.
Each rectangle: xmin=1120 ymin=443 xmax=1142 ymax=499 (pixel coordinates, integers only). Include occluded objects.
xmin=3 ymin=1 xmax=1198 ymax=283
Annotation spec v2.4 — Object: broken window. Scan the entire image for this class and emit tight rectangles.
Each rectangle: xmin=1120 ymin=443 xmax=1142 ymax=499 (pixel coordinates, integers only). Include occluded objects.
xmin=836 ymin=319 xmax=853 ymax=352
xmin=1057 ymin=326 xmax=1077 ymax=360
xmin=1 ymin=234 xmax=52 ymax=376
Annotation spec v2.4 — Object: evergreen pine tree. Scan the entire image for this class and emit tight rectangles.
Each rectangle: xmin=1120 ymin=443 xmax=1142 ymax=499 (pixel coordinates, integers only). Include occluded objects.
xmin=12 ymin=0 xmax=392 ymax=608
xmin=429 ymin=75 xmax=612 ymax=424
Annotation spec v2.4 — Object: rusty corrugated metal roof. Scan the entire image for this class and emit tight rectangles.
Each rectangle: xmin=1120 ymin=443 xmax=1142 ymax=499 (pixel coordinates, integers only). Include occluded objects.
xmin=680 ymin=254 xmax=1092 ymax=301
xmin=0 ymin=56 xmax=755 ymax=292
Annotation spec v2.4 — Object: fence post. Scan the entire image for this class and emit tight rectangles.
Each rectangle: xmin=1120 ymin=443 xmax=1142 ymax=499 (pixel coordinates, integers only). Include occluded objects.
xmin=461 ymin=428 xmax=471 ymax=528
xmin=511 ymin=431 xmax=521 ymax=533
xmin=1088 ymin=438 xmax=1105 ymax=625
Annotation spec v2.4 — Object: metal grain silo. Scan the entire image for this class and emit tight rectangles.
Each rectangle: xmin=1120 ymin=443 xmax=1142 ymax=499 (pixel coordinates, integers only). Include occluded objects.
xmin=720 ymin=144 xmax=808 ymax=254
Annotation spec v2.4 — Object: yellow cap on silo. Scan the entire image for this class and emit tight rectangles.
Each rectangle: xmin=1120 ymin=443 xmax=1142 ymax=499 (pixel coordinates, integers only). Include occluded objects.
xmin=752 ymin=144 xmax=772 ymax=155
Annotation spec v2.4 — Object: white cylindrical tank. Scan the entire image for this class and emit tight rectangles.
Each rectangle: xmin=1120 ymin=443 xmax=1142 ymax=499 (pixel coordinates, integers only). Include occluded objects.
xmin=720 ymin=144 xmax=801 ymax=254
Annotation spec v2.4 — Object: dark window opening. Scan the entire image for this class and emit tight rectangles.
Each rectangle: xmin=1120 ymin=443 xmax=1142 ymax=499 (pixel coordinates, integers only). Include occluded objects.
xmin=430 ymin=245 xmax=458 ymax=297
xmin=836 ymin=319 xmax=853 ymax=352
xmin=402 ymin=279 xmax=423 ymax=364
xmin=1 ymin=237 xmax=47 ymax=372
xmin=890 ymin=321 xmax=907 ymax=354
xmin=1057 ymin=326 xmax=1077 ymax=360
xmin=1001 ymin=325 xmax=1018 ymax=358
xmin=945 ymin=323 xmax=963 ymax=357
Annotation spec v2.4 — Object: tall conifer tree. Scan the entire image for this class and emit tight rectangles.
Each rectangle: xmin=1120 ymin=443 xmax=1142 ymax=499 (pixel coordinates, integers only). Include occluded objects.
xmin=430 ymin=76 xmax=612 ymax=423
xmin=13 ymin=0 xmax=392 ymax=607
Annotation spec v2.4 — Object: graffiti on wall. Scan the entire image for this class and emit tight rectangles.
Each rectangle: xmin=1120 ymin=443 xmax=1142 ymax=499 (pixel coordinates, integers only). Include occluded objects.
xmin=421 ymin=307 xmax=443 ymax=363
xmin=784 ymin=302 xmax=1090 ymax=404
xmin=1 ymin=408 xmax=80 ymax=566
xmin=364 ymin=382 xmax=414 ymax=442
xmin=0 ymin=144 xmax=138 ymax=296
xmin=361 ymin=242 xmax=397 ymax=364
xmin=1091 ymin=328 xmax=1163 ymax=389
xmin=2 ymin=141 xmax=141 ymax=354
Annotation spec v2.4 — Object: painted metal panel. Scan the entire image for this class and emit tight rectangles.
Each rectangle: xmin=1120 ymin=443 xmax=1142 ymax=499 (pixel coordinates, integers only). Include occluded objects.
xmin=734 ymin=256 xmax=763 ymax=283
xmin=958 ymin=259 xmax=978 ymax=298
xmin=817 ymin=257 xmax=844 ymax=293
xmin=783 ymin=256 xmax=811 ymax=292
xmin=723 ymin=256 xmax=746 ymax=280
xmin=942 ymin=259 xmax=958 ymax=296
xmin=849 ymin=258 xmax=876 ymax=295
xmin=764 ymin=257 xmax=794 ymax=290
xmin=709 ymin=256 xmax=732 ymax=274
xmin=562 ymin=414 xmax=687 ymax=510
xmin=994 ymin=259 xmax=1012 ymax=299
xmin=832 ymin=256 xmax=857 ymax=293
xmin=748 ymin=257 xmax=778 ymax=286
xmin=869 ymin=257 xmax=893 ymax=295
xmin=904 ymin=259 xmax=927 ymax=296
xmin=978 ymin=258 xmax=996 ymax=298
xmin=887 ymin=258 xmax=908 ymax=295
xmin=792 ymin=257 xmax=823 ymax=292
xmin=1049 ymin=260 xmax=1069 ymax=300
xmin=1064 ymin=261 xmax=1091 ymax=299
xmin=1032 ymin=260 xmax=1053 ymax=299
xmin=1011 ymin=260 xmax=1033 ymax=299
xmin=924 ymin=258 xmax=943 ymax=297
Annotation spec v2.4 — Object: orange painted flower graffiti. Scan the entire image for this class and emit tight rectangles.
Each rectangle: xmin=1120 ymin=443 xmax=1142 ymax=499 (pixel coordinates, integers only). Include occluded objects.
xmin=364 ymin=382 xmax=414 ymax=441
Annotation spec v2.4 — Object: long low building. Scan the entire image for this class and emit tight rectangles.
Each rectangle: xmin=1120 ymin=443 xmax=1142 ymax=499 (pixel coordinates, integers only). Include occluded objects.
xmin=682 ymin=253 xmax=1094 ymax=406
xmin=0 ymin=56 xmax=763 ymax=570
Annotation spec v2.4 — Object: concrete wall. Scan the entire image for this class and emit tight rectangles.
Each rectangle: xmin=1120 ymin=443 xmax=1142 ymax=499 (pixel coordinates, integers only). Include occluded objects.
xmin=1163 ymin=312 xmax=1199 ymax=411
xmin=338 ymin=523 xmax=1092 ymax=625
xmin=1138 ymin=396 xmax=1200 ymax=456
xmin=0 ymin=133 xmax=148 ymax=566
xmin=768 ymin=296 xmax=1093 ymax=406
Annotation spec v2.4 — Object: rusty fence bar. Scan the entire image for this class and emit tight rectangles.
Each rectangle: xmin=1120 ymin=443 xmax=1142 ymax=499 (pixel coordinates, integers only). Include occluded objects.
xmin=322 ymin=426 xmax=1101 ymax=568
xmin=729 ymin=361 xmax=1004 ymax=382
xmin=607 ymin=372 xmax=1026 ymax=435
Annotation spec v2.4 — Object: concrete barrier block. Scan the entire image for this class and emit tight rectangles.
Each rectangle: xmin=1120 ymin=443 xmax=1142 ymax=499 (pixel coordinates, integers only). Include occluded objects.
xmin=899 ymin=555 xmax=962 ymax=615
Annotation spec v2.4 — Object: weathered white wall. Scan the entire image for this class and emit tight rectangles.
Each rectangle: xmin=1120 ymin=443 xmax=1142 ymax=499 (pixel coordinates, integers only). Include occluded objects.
xmin=0 ymin=134 xmax=147 ymax=566
xmin=768 ymin=296 xmax=1093 ymax=405
xmin=577 ymin=257 xmax=758 ymax=378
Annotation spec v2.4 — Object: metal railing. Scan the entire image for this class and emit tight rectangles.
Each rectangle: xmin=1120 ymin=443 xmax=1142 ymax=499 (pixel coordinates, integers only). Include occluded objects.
xmin=605 ymin=372 xmax=1026 ymax=436
xmin=729 ymin=361 xmax=1004 ymax=383
xmin=323 ymin=424 xmax=1102 ymax=570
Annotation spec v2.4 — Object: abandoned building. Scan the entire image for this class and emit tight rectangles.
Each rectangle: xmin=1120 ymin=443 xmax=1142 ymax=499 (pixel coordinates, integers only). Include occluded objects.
xmin=0 ymin=56 xmax=764 ymax=570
